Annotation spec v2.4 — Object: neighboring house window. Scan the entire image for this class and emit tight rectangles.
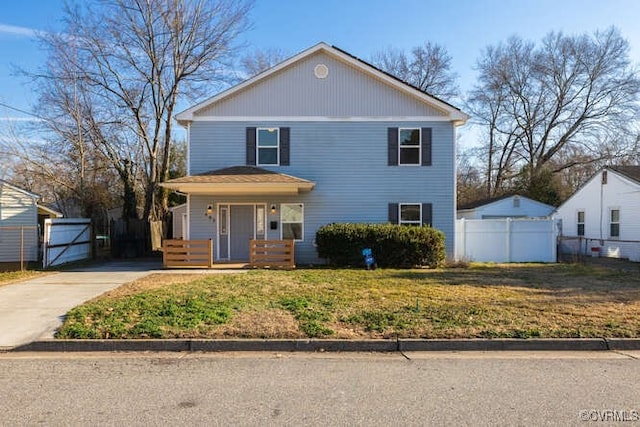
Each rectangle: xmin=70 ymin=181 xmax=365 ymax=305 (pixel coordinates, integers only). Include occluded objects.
xmin=399 ymin=128 xmax=421 ymax=165
xmin=577 ymin=211 xmax=585 ymax=236
xmin=610 ymin=209 xmax=620 ymax=238
xmin=602 ymin=170 xmax=608 ymax=184
xmin=257 ymin=128 xmax=279 ymax=165
xmin=513 ymin=196 xmax=520 ymax=208
xmin=246 ymin=127 xmax=290 ymax=166
xmin=387 ymin=127 xmax=432 ymax=166
xmin=281 ymin=203 xmax=303 ymax=241
xmin=388 ymin=203 xmax=433 ymax=227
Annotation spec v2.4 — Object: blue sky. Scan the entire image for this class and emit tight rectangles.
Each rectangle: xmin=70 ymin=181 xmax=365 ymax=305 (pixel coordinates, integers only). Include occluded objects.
xmin=1 ymin=0 xmax=640 ymax=145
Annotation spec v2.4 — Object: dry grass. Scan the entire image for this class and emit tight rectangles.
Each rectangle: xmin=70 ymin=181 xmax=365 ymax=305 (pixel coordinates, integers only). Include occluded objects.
xmin=57 ymin=263 xmax=640 ymax=339
xmin=0 ymin=270 xmax=44 ymax=288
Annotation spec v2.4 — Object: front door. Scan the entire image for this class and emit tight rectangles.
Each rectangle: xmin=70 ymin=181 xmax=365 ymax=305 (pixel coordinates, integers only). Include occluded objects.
xmin=230 ymin=205 xmax=254 ymax=261
xmin=218 ymin=204 xmax=266 ymax=261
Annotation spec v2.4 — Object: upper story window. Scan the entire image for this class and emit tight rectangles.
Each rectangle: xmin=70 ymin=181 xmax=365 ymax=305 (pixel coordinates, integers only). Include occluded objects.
xmin=577 ymin=210 xmax=585 ymax=236
xmin=399 ymin=128 xmax=421 ymax=165
xmin=610 ymin=209 xmax=620 ymax=238
xmin=257 ymin=128 xmax=279 ymax=165
xmin=247 ymin=127 xmax=290 ymax=167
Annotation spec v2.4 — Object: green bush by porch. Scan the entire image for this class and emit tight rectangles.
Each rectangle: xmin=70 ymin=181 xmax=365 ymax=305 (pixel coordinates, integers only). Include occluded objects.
xmin=315 ymin=223 xmax=445 ymax=268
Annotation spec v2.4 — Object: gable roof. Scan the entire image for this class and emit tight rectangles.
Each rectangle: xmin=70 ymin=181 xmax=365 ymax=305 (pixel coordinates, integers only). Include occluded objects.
xmin=0 ymin=179 xmax=40 ymax=200
xmin=608 ymin=165 xmax=640 ymax=184
xmin=176 ymin=42 xmax=469 ymax=126
xmin=458 ymin=194 xmax=556 ymax=211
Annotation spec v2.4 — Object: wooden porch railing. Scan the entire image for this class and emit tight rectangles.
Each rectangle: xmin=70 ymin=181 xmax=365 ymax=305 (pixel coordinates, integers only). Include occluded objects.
xmin=249 ymin=239 xmax=295 ymax=269
xmin=162 ymin=239 xmax=213 ymax=268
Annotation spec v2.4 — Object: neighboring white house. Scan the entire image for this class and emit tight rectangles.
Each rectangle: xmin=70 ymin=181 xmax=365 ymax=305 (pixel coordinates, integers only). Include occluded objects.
xmin=556 ymin=166 xmax=640 ymax=261
xmin=0 ymin=180 xmax=62 ymax=268
xmin=457 ymin=194 xmax=556 ymax=219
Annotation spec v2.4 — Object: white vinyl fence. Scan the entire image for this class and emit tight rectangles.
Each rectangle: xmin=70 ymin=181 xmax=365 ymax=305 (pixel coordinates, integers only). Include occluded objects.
xmin=43 ymin=218 xmax=92 ymax=268
xmin=456 ymin=218 xmax=558 ymax=263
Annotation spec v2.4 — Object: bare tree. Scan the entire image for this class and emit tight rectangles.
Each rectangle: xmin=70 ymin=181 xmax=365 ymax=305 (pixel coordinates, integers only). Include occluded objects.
xmin=240 ymin=47 xmax=288 ymax=77
xmin=372 ymin=42 xmax=459 ymax=99
xmin=467 ymin=27 xmax=640 ymax=201
xmin=29 ymin=0 xmax=251 ymax=221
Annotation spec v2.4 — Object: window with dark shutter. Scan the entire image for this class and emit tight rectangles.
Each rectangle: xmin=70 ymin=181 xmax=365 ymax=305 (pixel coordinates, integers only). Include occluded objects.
xmin=421 ymin=203 xmax=432 ymax=226
xmin=388 ymin=203 xmax=399 ymax=224
xmin=388 ymin=128 xmax=398 ymax=166
xmin=246 ymin=127 xmax=256 ymax=166
xmin=280 ymin=127 xmax=290 ymax=166
xmin=421 ymin=128 xmax=432 ymax=166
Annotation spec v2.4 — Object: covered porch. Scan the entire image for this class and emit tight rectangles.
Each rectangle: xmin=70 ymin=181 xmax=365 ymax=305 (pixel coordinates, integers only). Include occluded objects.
xmin=160 ymin=166 xmax=315 ymax=268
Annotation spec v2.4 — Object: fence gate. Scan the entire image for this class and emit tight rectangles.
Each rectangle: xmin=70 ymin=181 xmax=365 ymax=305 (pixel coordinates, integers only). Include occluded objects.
xmin=43 ymin=218 xmax=92 ymax=268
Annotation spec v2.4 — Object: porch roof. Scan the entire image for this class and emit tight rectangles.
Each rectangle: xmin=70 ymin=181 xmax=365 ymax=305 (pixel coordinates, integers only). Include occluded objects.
xmin=160 ymin=166 xmax=315 ymax=195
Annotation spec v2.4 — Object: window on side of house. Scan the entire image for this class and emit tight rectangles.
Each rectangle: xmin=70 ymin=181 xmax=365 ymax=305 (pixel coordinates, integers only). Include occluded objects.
xmin=399 ymin=203 xmax=422 ymax=226
xmin=610 ymin=209 xmax=620 ymax=238
xmin=577 ymin=211 xmax=585 ymax=236
xmin=257 ymin=128 xmax=279 ymax=165
xmin=399 ymin=128 xmax=421 ymax=165
xmin=281 ymin=203 xmax=303 ymax=241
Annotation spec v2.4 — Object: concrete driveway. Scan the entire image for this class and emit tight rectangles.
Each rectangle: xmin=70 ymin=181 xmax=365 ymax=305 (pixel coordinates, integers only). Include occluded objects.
xmin=0 ymin=260 xmax=246 ymax=349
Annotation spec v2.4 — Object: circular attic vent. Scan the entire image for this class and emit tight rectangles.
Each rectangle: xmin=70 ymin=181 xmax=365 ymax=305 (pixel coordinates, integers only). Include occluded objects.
xmin=314 ymin=63 xmax=329 ymax=79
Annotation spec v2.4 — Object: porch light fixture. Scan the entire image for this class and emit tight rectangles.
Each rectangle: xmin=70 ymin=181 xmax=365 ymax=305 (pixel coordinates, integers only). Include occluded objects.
xmin=206 ymin=204 xmax=214 ymax=218
xmin=271 ymin=204 xmax=277 ymax=215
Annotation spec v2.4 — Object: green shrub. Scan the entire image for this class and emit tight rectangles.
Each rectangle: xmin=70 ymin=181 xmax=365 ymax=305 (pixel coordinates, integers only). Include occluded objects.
xmin=315 ymin=223 xmax=445 ymax=268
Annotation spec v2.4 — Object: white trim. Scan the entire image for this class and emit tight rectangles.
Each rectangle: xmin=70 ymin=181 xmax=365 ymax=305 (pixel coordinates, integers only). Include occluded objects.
xmin=280 ymin=203 xmax=304 ymax=242
xmin=399 ymin=203 xmax=422 ymax=225
xmin=186 ymin=122 xmax=191 ymax=175
xmin=576 ymin=209 xmax=585 ymax=236
xmin=398 ymin=127 xmax=421 ymax=166
xmin=609 ymin=207 xmax=620 ymax=239
xmin=257 ymin=127 xmax=280 ymax=166
xmin=175 ymin=42 xmax=468 ymax=126
xmin=186 ymin=195 xmax=191 ymax=240
xmin=186 ymin=115 xmax=454 ymax=122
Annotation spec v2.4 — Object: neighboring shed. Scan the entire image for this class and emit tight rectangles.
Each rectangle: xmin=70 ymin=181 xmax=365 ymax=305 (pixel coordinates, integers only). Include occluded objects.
xmin=0 ymin=180 xmax=40 ymax=265
xmin=457 ymin=194 xmax=556 ymax=219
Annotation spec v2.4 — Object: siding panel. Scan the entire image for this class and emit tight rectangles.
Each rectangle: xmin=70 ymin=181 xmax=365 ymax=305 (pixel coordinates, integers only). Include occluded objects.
xmin=0 ymin=184 xmax=39 ymax=262
xmin=195 ymin=52 xmax=447 ymax=118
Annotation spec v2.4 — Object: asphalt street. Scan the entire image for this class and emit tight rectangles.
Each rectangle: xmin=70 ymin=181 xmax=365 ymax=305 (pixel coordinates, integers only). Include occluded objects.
xmin=1 ymin=351 xmax=639 ymax=426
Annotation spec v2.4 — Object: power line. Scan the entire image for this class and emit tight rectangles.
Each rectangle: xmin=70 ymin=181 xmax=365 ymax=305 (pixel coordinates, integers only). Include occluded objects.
xmin=0 ymin=101 xmax=43 ymax=120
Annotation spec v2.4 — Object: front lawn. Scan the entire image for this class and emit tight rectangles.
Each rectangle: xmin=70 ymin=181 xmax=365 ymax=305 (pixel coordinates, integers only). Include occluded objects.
xmin=56 ymin=263 xmax=640 ymax=339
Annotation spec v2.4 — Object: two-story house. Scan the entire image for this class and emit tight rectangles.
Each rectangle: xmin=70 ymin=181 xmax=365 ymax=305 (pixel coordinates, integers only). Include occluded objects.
xmin=161 ymin=42 xmax=468 ymax=264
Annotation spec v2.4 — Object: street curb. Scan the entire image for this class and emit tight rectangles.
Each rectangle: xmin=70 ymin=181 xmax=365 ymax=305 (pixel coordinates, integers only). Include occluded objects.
xmin=6 ymin=338 xmax=640 ymax=353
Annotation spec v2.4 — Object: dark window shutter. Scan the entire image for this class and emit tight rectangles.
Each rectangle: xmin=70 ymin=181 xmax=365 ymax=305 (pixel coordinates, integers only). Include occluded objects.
xmin=421 ymin=127 xmax=432 ymax=166
xmin=422 ymin=203 xmax=432 ymax=226
xmin=388 ymin=128 xmax=398 ymax=166
xmin=280 ymin=127 xmax=290 ymax=166
xmin=246 ymin=127 xmax=257 ymax=165
xmin=388 ymin=203 xmax=399 ymax=224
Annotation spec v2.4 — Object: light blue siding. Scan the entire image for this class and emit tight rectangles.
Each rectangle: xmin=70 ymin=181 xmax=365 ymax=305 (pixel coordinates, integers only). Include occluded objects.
xmin=188 ymin=121 xmax=456 ymax=263
xmin=195 ymin=52 xmax=446 ymax=118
